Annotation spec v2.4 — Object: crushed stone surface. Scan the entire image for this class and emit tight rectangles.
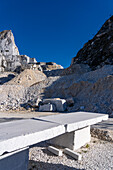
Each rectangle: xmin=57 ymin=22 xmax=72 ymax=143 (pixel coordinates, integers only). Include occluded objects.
xmin=29 ymin=138 xmax=113 ymax=170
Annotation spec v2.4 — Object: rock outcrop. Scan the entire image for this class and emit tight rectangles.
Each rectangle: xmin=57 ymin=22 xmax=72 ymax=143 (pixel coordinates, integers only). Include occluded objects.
xmin=0 ymin=30 xmax=37 ymax=72
xmin=71 ymin=16 xmax=113 ymax=70
xmin=0 ymin=30 xmax=19 ymax=72
xmin=0 ymin=30 xmax=19 ymax=56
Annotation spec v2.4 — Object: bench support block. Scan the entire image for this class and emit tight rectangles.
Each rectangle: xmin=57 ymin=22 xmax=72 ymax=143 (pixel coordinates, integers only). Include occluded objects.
xmin=0 ymin=147 xmax=29 ymax=170
xmin=48 ymin=126 xmax=91 ymax=150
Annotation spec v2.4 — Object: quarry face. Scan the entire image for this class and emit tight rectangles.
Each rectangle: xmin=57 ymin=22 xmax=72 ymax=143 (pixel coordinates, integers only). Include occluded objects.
xmin=0 ymin=16 xmax=113 ymax=115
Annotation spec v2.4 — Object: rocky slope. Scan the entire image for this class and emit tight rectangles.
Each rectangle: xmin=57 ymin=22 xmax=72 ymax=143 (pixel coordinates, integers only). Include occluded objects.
xmin=71 ymin=16 xmax=113 ymax=70
xmin=25 ymin=64 xmax=113 ymax=114
xmin=0 ymin=64 xmax=113 ymax=114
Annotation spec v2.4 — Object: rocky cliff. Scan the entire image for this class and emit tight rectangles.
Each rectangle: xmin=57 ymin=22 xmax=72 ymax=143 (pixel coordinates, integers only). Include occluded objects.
xmin=71 ymin=16 xmax=113 ymax=70
xmin=0 ymin=30 xmax=19 ymax=56
xmin=0 ymin=30 xmax=37 ymax=72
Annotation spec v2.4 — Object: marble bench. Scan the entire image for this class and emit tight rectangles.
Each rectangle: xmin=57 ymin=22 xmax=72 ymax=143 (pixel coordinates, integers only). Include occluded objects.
xmin=0 ymin=112 xmax=108 ymax=170
xmin=39 ymin=112 xmax=108 ymax=150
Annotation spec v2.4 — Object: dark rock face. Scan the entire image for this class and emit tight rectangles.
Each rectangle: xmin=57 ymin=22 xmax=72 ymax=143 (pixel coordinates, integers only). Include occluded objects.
xmin=72 ymin=16 xmax=113 ymax=70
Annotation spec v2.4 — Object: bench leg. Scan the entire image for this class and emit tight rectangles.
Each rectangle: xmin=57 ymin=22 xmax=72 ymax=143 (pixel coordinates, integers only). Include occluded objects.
xmin=48 ymin=126 xmax=91 ymax=150
xmin=0 ymin=147 xmax=29 ymax=170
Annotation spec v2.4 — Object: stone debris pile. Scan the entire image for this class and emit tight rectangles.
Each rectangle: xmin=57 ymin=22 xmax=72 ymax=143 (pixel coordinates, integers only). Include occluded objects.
xmin=25 ymin=62 xmax=113 ymax=114
xmin=5 ymin=69 xmax=47 ymax=87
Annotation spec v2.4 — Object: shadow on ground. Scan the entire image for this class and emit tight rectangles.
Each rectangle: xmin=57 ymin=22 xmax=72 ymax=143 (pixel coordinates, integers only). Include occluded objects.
xmin=29 ymin=141 xmax=85 ymax=170
xmin=43 ymin=69 xmax=63 ymax=77
xmin=92 ymin=118 xmax=113 ymax=130
xmin=0 ymin=74 xmax=15 ymax=84
xmin=29 ymin=160 xmax=85 ymax=170
xmin=0 ymin=118 xmax=24 ymax=123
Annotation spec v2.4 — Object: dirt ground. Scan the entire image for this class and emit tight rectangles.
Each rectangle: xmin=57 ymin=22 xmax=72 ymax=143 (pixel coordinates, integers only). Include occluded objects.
xmin=0 ymin=111 xmax=60 ymax=123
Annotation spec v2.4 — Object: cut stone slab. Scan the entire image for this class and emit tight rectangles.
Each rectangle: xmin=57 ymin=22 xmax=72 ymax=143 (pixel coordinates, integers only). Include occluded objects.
xmin=39 ymin=112 xmax=108 ymax=150
xmin=38 ymin=112 xmax=108 ymax=132
xmin=39 ymin=103 xmax=56 ymax=112
xmin=49 ymin=126 xmax=91 ymax=150
xmin=64 ymin=148 xmax=82 ymax=161
xmin=0 ymin=112 xmax=108 ymax=157
xmin=0 ymin=118 xmax=65 ymax=155
xmin=42 ymin=98 xmax=67 ymax=112
xmin=48 ymin=146 xmax=62 ymax=156
xmin=0 ymin=147 xmax=29 ymax=170
xmin=73 ymin=126 xmax=91 ymax=150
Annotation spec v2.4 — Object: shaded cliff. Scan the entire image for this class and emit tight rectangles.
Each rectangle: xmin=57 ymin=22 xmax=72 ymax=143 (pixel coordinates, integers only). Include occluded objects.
xmin=71 ymin=16 xmax=113 ymax=70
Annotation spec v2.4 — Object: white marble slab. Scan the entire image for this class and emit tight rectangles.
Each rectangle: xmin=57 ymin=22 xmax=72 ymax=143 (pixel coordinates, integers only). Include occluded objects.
xmin=38 ymin=112 xmax=108 ymax=132
xmin=0 ymin=112 xmax=108 ymax=155
xmin=0 ymin=119 xmax=65 ymax=155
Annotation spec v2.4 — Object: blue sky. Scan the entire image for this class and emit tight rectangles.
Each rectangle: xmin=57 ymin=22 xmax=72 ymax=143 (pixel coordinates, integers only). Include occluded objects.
xmin=0 ymin=0 xmax=113 ymax=68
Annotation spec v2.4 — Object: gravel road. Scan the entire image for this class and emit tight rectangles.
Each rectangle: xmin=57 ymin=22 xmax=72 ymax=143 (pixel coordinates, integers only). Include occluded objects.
xmin=29 ymin=138 xmax=113 ymax=170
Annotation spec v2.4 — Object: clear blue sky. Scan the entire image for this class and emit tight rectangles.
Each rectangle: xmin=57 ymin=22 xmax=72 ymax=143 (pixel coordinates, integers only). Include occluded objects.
xmin=0 ymin=0 xmax=113 ymax=68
